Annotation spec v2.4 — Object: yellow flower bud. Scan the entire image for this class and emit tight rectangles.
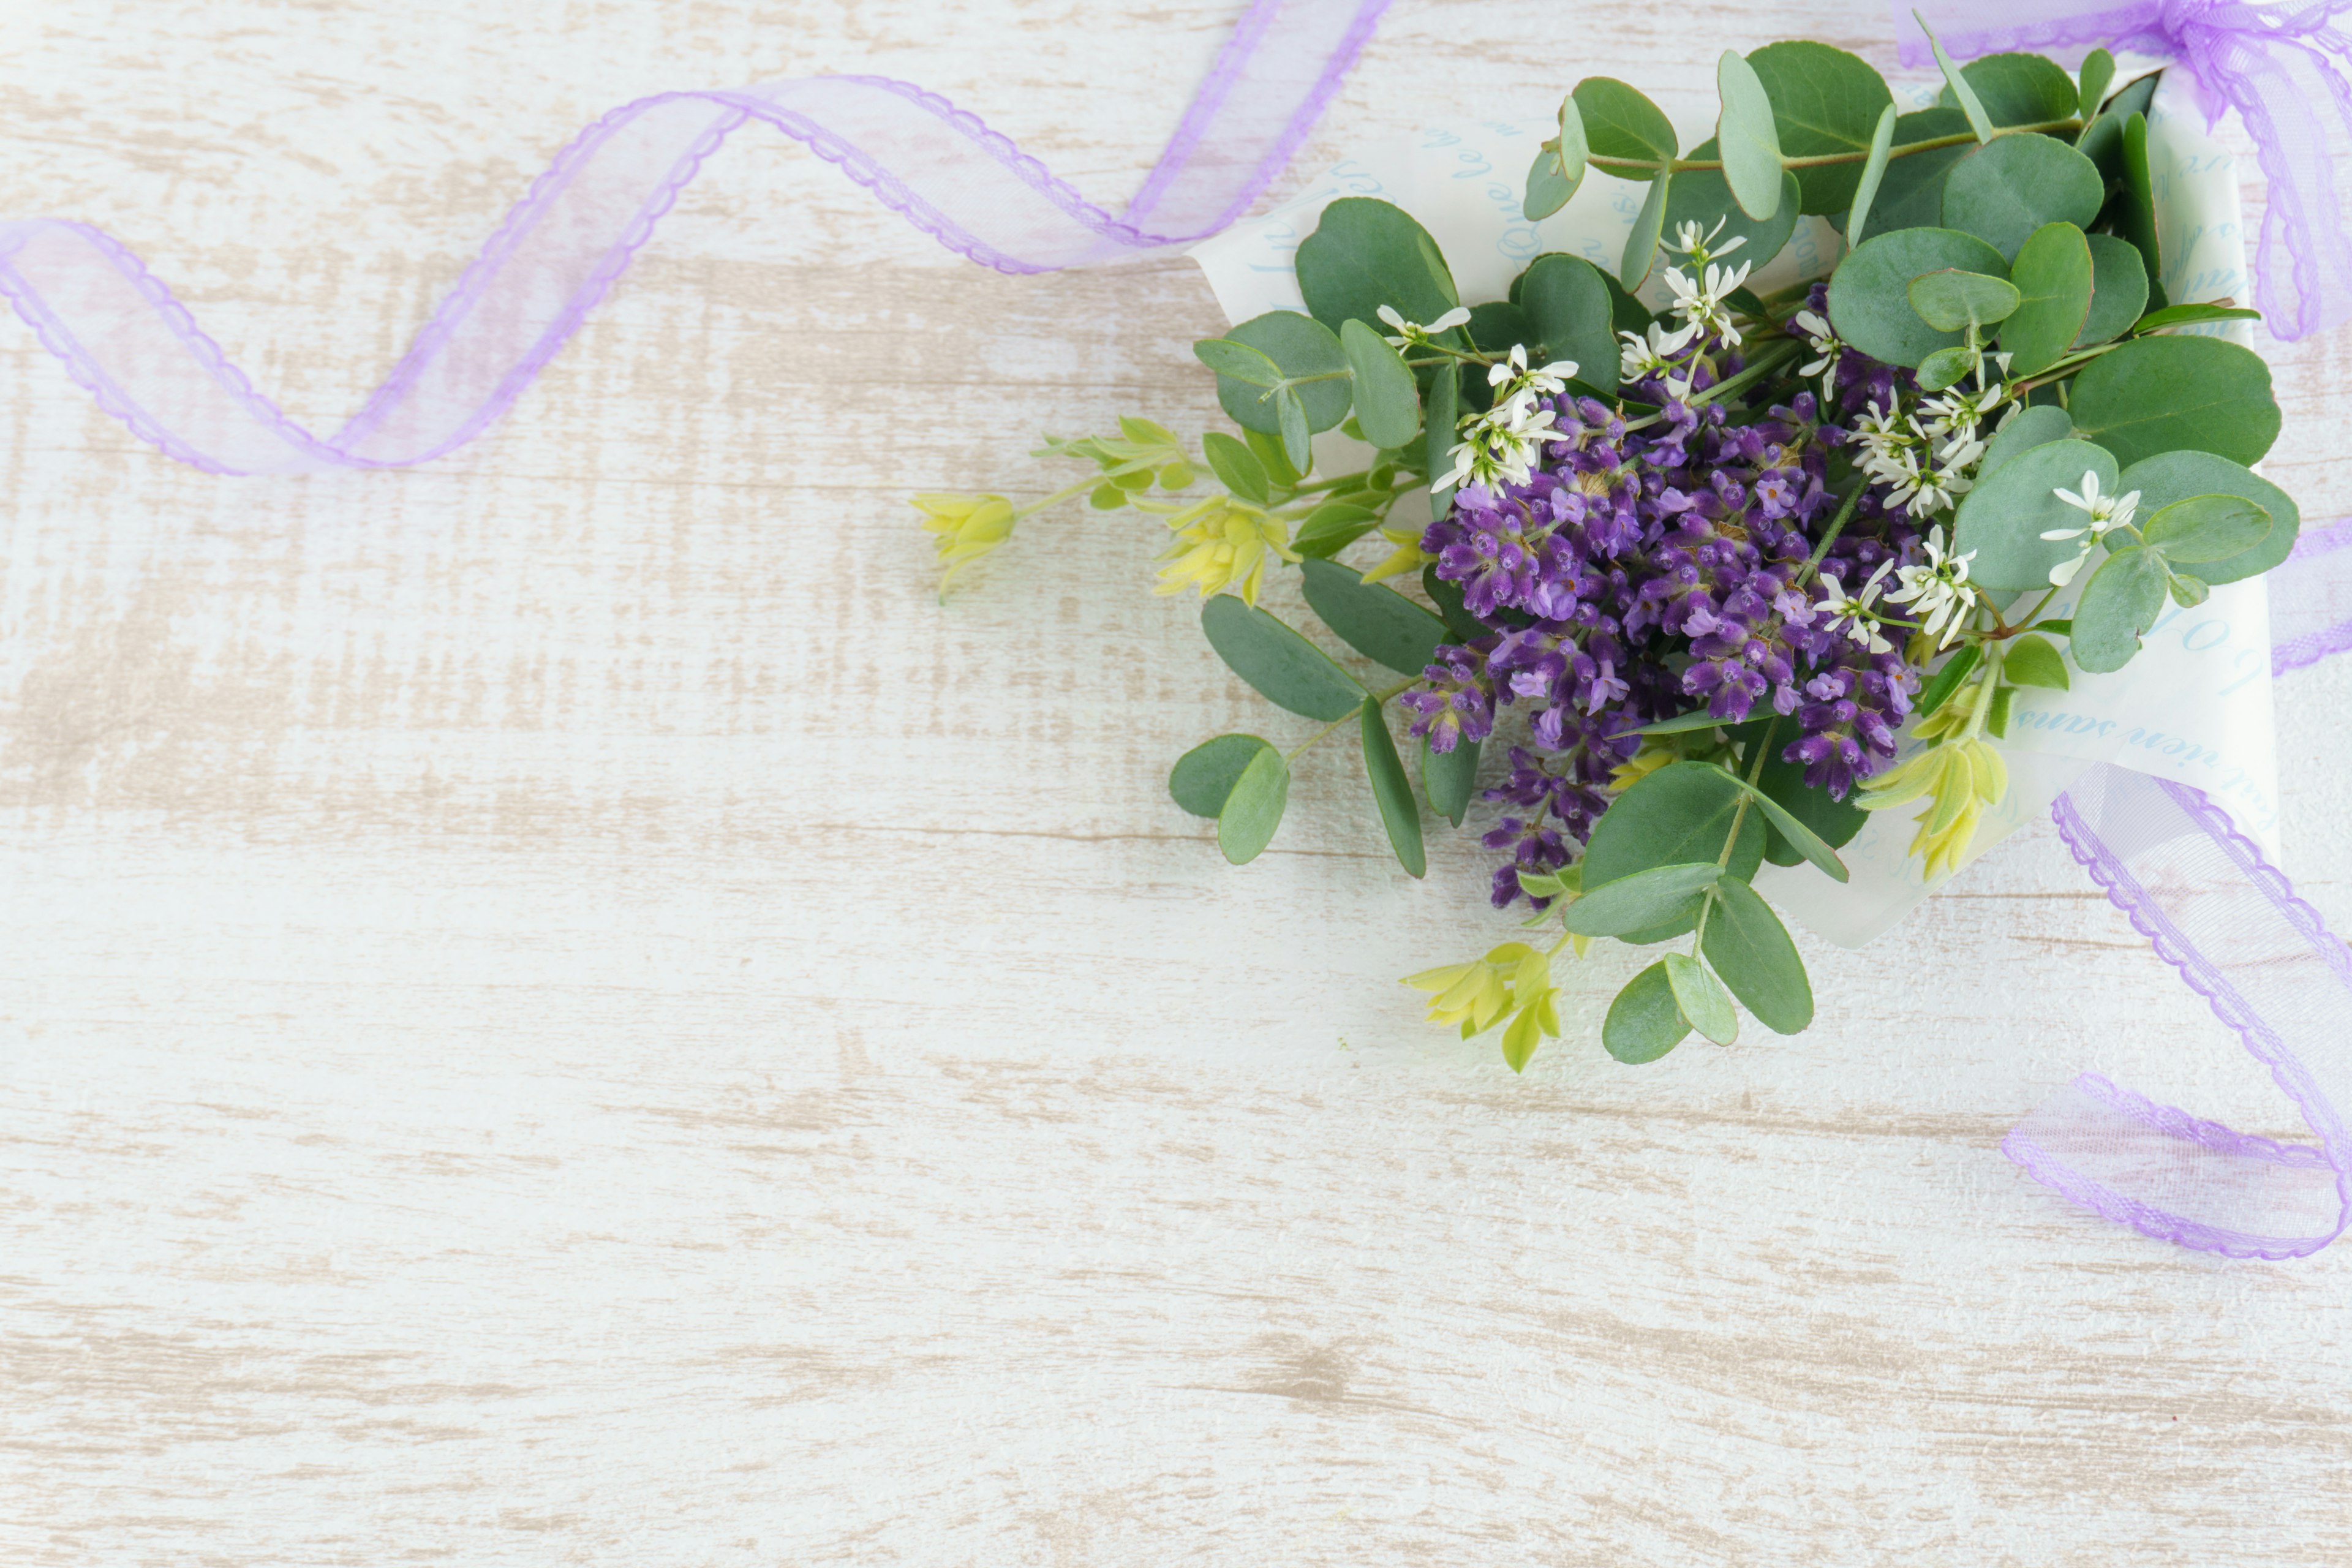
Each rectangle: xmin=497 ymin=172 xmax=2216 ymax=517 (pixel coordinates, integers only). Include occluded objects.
xmin=913 ymin=492 xmax=1017 ymax=590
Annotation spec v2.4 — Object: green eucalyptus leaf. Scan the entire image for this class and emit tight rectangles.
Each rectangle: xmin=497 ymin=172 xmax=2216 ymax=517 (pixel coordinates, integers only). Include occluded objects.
xmin=1340 ymin=318 xmax=1421 ymax=451
xmin=1913 ymin=642 xmax=1983 ymax=720
xmin=1951 ymin=438 xmax=2120 ymax=592
xmin=1515 ymin=253 xmax=1622 ymax=396
xmin=1420 ymin=564 xmax=1484 ymax=641
xmin=1915 ymin=345 xmax=1978 ymax=392
xmin=1422 ymin=734 xmax=1480 ymax=826
xmin=2066 ymin=335 xmax=2282 ymax=468
xmin=1562 ymin=862 xmax=1724 ymax=938
xmin=2135 ymin=302 xmax=2263 ymax=332
xmin=1574 ymin=77 xmax=1678 ymax=168
xmin=1664 ymin=148 xmax=1801 ymax=278
xmin=1583 ymin=761 xmax=1766 ymax=893
xmin=1276 ymin=388 xmax=1311 ymax=473
xmin=1217 ymin=746 xmax=1292 ymax=864
xmin=1826 ymin=227 xmax=2010 ymax=368
xmin=1908 ymin=268 xmax=2021 ymax=330
xmin=2114 ymin=450 xmax=2299 ymax=584
xmin=1212 ymin=311 xmax=1352 ymax=439
xmin=2003 ymin=634 xmax=2070 ymax=690
xmin=1999 ymin=221 xmax=2095 ymax=377
xmin=1698 ymin=763 xmax=1848 ymax=883
xmin=2071 ymin=543 xmax=2170 ymax=673
xmin=1716 ymin=48 xmax=1785 ymax=221
xmin=1701 ymin=877 xmax=1813 ymax=1034
xmin=1290 ymin=503 xmax=1382 ymax=560
xmin=1663 ymin=951 xmax=1739 ymax=1046
xmin=1604 ymin=962 xmax=1691 ymax=1064
xmin=1746 ymin=40 xmax=1895 ymax=214
xmin=2078 ymin=69 xmax=2160 ymax=176
xmin=1523 ymin=140 xmax=1579 ymax=222
xmin=2119 ymin=113 xmax=2164 ymax=296
xmin=1245 ymin=426 xmax=1302 ymax=488
xmin=1845 ymin=103 xmax=1899 ymax=247
xmin=1360 ymin=697 xmax=1427 ymax=878
xmin=2078 ymin=48 xmax=2117 ymax=119
xmin=1866 ymin=107 xmax=1972 ymax=233
xmin=1423 ymin=358 xmax=1461 ymax=519
xmin=1621 ymin=170 xmax=1672 ymax=290
xmin=1921 ymin=18 xmax=1996 ymax=141
xmin=2076 ymin=234 xmax=2150 ymax=348
xmin=1751 ymin=751 xmax=1868 ymax=868
xmin=1170 ymin=733 xmax=1276 ymax=817
xmin=1200 ymin=430 xmax=1271 ymax=504
xmin=1298 ymin=556 xmax=1447 ymax=676
xmin=1199 ymin=595 xmax=1367 ymax=721
xmin=1979 ymin=404 xmax=2073 ymax=475
xmin=1940 ymin=135 xmax=2103 ymax=262
xmin=1938 ymin=51 xmax=2081 ymax=127
xmin=2141 ymin=493 xmax=2272 ymax=564
xmin=1294 ymin=198 xmax=1460 ymax=337
xmin=1194 ymin=336 xmax=1282 ymax=386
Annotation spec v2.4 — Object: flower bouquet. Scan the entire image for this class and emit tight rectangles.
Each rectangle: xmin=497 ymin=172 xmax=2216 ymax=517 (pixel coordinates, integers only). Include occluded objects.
xmin=919 ymin=24 xmax=2299 ymax=1071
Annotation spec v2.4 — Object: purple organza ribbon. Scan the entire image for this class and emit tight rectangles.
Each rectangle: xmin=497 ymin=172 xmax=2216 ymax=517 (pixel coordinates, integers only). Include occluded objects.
xmin=1899 ymin=0 xmax=2352 ymax=341
xmin=0 ymin=0 xmax=1385 ymax=475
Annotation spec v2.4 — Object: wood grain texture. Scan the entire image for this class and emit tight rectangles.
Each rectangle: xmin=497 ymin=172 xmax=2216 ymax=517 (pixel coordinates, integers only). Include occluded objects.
xmin=7 ymin=1 xmax=2352 ymax=1562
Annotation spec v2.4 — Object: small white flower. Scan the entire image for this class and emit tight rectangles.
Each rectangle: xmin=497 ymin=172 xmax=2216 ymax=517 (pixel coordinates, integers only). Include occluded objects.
xmin=1665 ymin=216 xmax=1746 ymax=261
xmin=1617 ymin=320 xmax=1697 ymax=397
xmin=2041 ymin=470 xmax=2144 ymax=586
xmin=1816 ymin=559 xmax=1896 ymax=654
xmin=1792 ymin=308 xmax=1841 ymax=380
xmin=1660 ymin=258 xmax=1754 ymax=348
xmin=1376 ymin=303 xmax=1474 ymax=348
xmin=1885 ymin=525 xmax=1980 ymax=650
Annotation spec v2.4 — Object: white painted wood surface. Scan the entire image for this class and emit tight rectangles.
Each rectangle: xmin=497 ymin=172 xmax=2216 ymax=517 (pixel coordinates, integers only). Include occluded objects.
xmin=7 ymin=1 xmax=2352 ymax=1561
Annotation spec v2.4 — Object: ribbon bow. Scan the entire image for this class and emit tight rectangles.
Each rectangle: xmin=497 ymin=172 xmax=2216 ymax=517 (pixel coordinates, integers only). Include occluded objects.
xmin=1901 ymin=0 xmax=2352 ymax=341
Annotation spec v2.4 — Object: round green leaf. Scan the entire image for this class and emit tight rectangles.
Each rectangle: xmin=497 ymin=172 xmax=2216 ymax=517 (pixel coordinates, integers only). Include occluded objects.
xmin=1664 ymin=153 xmax=1800 ymax=279
xmin=1864 ymin=108 xmax=1972 ymax=234
xmin=1979 ymin=403 xmax=2073 ymax=475
xmin=1170 ymin=734 xmax=1276 ymax=818
xmin=1211 ymin=311 xmax=1351 ymax=439
xmin=1339 ymin=317 xmax=1421 ymax=451
xmin=1573 ymin=77 xmax=1677 ymax=168
xmin=1915 ymin=345 xmax=1978 ymax=392
xmin=1294 ymin=198 xmax=1460 ymax=338
xmin=1604 ymin=962 xmax=1691 ymax=1064
xmin=2142 ymin=493 xmax=2271 ymax=565
xmin=1199 ymin=595 xmax=1366 ymax=721
xmin=1826 ymin=227 xmax=2010 ymax=368
xmin=2114 ymin=450 xmax=2299 ymax=584
xmin=2071 ymin=544 xmax=2169 ymax=673
xmin=1746 ymin=40 xmax=1894 ymax=214
xmin=2076 ymin=233 xmax=2150 ymax=349
xmin=1700 ymin=878 xmax=1812 ymax=1035
xmin=2002 ymin=634 xmax=2070 ymax=691
xmin=1582 ymin=762 xmax=1766 ymax=890
xmin=1524 ymin=141 xmax=1577 ymax=222
xmin=1663 ymin=951 xmax=1739 ymax=1046
xmin=2078 ymin=48 xmax=2117 ymax=119
xmin=1276 ymin=387 xmax=1311 ymax=474
xmin=1940 ymin=135 xmax=2103 ymax=262
xmin=1422 ymin=734 xmax=1480 ymax=827
xmin=1514 ymin=254 xmax=1621 ymax=395
xmin=1562 ymin=862 xmax=1724 ymax=938
xmin=1200 ymin=430 xmax=1270 ymax=503
xmin=1937 ymin=51 xmax=2081 ymax=127
xmin=1298 ymin=556 xmax=1447 ymax=676
xmin=1999 ymin=221 xmax=2094 ymax=377
xmin=1217 ymin=746 xmax=1292 ymax=864
xmin=1715 ymin=49 xmax=1785 ymax=221
xmin=1951 ymin=437 xmax=2119 ymax=592
xmin=2067 ymin=335 xmax=2282 ymax=469
xmin=1359 ymin=697 xmax=1426 ymax=878
xmin=1621 ymin=171 xmax=1672 ymax=290
xmin=1908 ymin=268 xmax=2021 ymax=331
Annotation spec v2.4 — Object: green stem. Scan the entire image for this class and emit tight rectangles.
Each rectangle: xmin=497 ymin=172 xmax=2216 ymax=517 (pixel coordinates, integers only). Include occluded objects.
xmin=1284 ymin=711 xmax=1355 ymax=761
xmin=1797 ymin=477 xmax=1871 ymax=586
xmin=1013 ymin=475 xmax=1111 ymax=519
xmin=1690 ymin=340 xmax=1802 ymax=410
xmin=1583 ymin=117 xmax=2084 ymax=178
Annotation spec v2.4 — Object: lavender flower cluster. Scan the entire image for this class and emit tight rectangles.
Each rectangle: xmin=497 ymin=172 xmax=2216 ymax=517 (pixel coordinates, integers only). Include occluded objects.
xmin=1398 ymin=290 xmax=1926 ymax=907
